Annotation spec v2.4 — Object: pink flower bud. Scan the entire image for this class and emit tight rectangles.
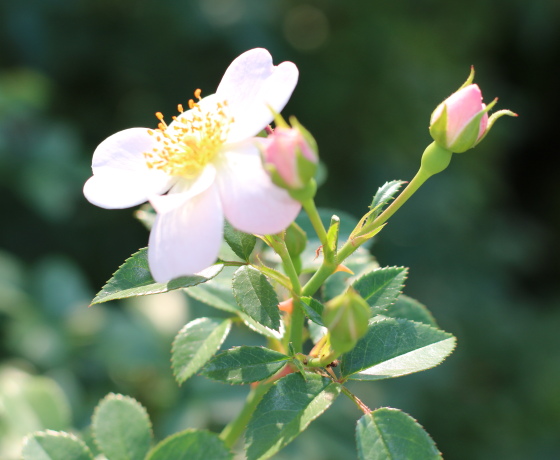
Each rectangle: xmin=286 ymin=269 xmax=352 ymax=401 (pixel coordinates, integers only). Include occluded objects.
xmin=262 ymin=122 xmax=318 ymax=190
xmin=430 ymin=84 xmax=490 ymax=153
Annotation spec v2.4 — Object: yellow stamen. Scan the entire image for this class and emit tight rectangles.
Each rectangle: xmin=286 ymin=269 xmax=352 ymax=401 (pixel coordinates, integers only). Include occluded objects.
xmin=144 ymin=89 xmax=233 ymax=178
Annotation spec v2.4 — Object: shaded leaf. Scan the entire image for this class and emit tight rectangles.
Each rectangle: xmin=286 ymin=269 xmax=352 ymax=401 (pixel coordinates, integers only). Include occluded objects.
xmin=383 ymin=294 xmax=438 ymax=327
xmin=92 ymin=393 xmax=152 ymax=460
xmin=22 ymin=431 xmax=94 ymax=460
xmin=369 ymin=180 xmax=406 ymax=219
xmin=245 ymin=373 xmax=341 ymax=460
xmin=352 ymin=267 xmax=408 ymax=314
xmin=146 ymin=429 xmax=231 ymax=460
xmin=341 ymin=317 xmax=456 ymax=381
xmin=224 ymin=221 xmax=257 ymax=261
xmin=91 ymin=247 xmax=223 ymax=305
xmin=187 ymin=279 xmax=283 ymax=339
xmin=203 ymin=346 xmax=290 ymax=384
xmin=232 ymin=266 xmax=280 ymax=332
xmin=300 ymin=296 xmax=325 ymax=326
xmin=356 ymin=408 xmax=442 ymax=460
xmin=172 ymin=317 xmax=232 ymax=384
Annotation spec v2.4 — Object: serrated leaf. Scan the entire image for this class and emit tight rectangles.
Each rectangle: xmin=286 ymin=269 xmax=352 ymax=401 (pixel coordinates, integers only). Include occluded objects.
xmin=171 ymin=317 xmax=232 ymax=384
xmin=92 ymin=393 xmax=152 ymax=460
xmin=300 ymin=296 xmax=325 ymax=326
xmin=146 ymin=429 xmax=231 ymax=460
xmin=187 ymin=280 xmax=283 ymax=339
xmin=356 ymin=408 xmax=442 ymax=460
xmin=369 ymin=180 xmax=406 ymax=219
xmin=91 ymin=247 xmax=223 ymax=305
xmin=245 ymin=373 xmax=341 ymax=460
xmin=224 ymin=221 xmax=257 ymax=261
xmin=202 ymin=346 xmax=290 ymax=384
xmin=232 ymin=266 xmax=281 ymax=332
xmin=341 ymin=317 xmax=456 ymax=380
xmin=22 ymin=430 xmax=94 ymax=460
xmin=384 ymin=294 xmax=438 ymax=327
xmin=352 ymin=267 xmax=408 ymax=314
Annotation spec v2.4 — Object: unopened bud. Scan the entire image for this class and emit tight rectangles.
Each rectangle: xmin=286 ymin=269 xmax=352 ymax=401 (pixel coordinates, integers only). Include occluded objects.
xmin=261 ymin=116 xmax=318 ymax=199
xmin=429 ymin=68 xmax=516 ymax=153
xmin=323 ymin=289 xmax=369 ymax=354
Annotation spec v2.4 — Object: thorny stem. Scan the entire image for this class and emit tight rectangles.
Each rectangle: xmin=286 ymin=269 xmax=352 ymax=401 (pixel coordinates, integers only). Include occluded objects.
xmin=219 ymin=381 xmax=273 ymax=448
xmin=341 ymin=386 xmax=372 ymax=415
xmin=266 ymin=235 xmax=304 ymax=353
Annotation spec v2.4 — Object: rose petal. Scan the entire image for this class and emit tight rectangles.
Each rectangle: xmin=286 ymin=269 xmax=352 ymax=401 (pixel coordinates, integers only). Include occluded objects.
xmin=149 ymin=164 xmax=217 ymax=214
xmin=148 ymin=184 xmax=223 ymax=283
xmin=445 ymin=84 xmax=484 ymax=144
xmin=216 ymin=48 xmax=299 ymax=143
xmin=84 ymin=128 xmax=173 ymax=209
xmin=216 ymin=143 xmax=301 ymax=235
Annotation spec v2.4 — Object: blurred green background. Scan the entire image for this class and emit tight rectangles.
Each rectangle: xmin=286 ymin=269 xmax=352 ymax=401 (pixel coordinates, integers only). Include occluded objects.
xmin=1 ymin=0 xmax=559 ymax=458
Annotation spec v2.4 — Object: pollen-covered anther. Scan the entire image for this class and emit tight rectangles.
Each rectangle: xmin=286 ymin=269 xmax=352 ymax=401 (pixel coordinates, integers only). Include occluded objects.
xmin=144 ymin=92 xmax=234 ymax=178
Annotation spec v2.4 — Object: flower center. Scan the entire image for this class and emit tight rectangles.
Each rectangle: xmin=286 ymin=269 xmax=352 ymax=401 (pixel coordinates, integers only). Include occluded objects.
xmin=145 ymin=89 xmax=233 ymax=178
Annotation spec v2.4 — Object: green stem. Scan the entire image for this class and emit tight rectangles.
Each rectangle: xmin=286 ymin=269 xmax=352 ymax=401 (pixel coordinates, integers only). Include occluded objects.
xmin=341 ymin=386 xmax=371 ymax=414
xmin=301 ymin=260 xmax=338 ymax=297
xmin=266 ymin=235 xmax=305 ymax=353
xmin=303 ymin=143 xmax=453 ymax=297
xmin=219 ymin=381 xmax=273 ymax=448
xmin=302 ymin=198 xmax=330 ymax=253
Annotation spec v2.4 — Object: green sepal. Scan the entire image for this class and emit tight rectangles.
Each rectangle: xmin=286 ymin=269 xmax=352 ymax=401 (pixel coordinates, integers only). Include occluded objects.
xmin=288 ymin=178 xmax=317 ymax=202
xmin=457 ymin=65 xmax=475 ymax=91
xmin=476 ymin=109 xmax=518 ymax=145
xmin=326 ymin=215 xmax=340 ymax=255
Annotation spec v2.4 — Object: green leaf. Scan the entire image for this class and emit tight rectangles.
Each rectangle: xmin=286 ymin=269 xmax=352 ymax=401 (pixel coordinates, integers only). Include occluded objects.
xmin=300 ymin=296 xmax=325 ymax=326
xmin=341 ymin=317 xmax=456 ymax=381
xmin=91 ymin=247 xmax=223 ymax=305
xmin=383 ymin=294 xmax=438 ymax=327
xmin=369 ymin=180 xmax=406 ymax=219
xmin=356 ymin=408 xmax=442 ymax=460
xmin=146 ymin=429 xmax=232 ymax=460
xmin=223 ymin=221 xmax=257 ymax=261
xmin=245 ymin=373 xmax=341 ymax=460
xmin=202 ymin=346 xmax=290 ymax=384
xmin=187 ymin=278 xmax=282 ymax=339
xmin=171 ymin=317 xmax=232 ymax=384
xmin=22 ymin=431 xmax=94 ymax=460
xmin=352 ymin=267 xmax=408 ymax=314
xmin=232 ymin=266 xmax=281 ymax=332
xmin=92 ymin=393 xmax=152 ymax=460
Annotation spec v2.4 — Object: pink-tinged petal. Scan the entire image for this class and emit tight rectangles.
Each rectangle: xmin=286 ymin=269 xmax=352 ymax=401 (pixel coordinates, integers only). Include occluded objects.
xmin=477 ymin=106 xmax=489 ymax=140
xmin=445 ymin=84 xmax=484 ymax=144
xmin=216 ymin=48 xmax=298 ymax=143
xmin=148 ymin=184 xmax=223 ymax=283
xmin=149 ymin=164 xmax=217 ymax=214
xmin=216 ymin=143 xmax=301 ymax=235
xmin=84 ymin=128 xmax=173 ymax=209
